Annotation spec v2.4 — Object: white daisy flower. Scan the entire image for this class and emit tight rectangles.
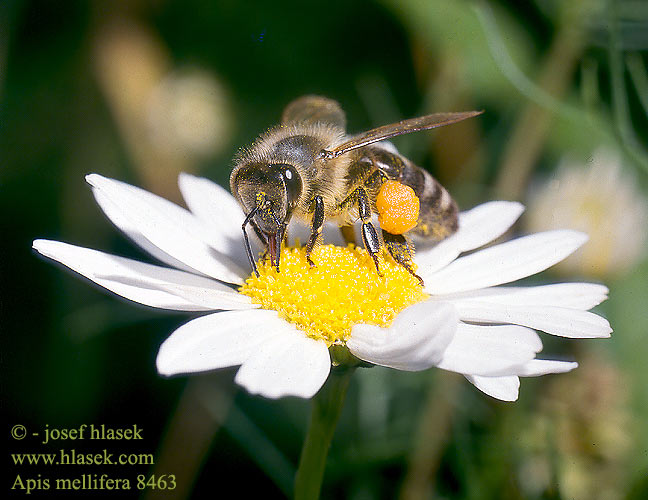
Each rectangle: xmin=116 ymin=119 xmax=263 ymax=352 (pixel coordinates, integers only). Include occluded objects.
xmin=32 ymin=173 xmax=611 ymax=401
xmin=526 ymin=148 xmax=648 ymax=278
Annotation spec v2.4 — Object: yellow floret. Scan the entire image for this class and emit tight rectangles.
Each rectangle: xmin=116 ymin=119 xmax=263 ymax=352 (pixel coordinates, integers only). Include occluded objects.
xmin=239 ymin=245 xmax=428 ymax=345
xmin=376 ymin=180 xmax=420 ymax=234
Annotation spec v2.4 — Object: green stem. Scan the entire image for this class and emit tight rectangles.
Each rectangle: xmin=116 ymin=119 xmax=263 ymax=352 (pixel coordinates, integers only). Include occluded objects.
xmin=294 ymin=366 xmax=354 ymax=500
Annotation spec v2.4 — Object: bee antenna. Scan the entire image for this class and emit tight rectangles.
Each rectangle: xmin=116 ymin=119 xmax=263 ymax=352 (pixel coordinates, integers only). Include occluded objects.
xmin=317 ymin=149 xmax=336 ymax=161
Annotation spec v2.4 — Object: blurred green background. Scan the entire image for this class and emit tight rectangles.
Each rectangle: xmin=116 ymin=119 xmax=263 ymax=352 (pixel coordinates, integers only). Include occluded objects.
xmin=2 ymin=0 xmax=647 ymax=498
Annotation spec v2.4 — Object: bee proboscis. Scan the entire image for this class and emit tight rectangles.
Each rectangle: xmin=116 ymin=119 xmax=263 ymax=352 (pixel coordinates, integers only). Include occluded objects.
xmin=230 ymin=95 xmax=482 ymax=284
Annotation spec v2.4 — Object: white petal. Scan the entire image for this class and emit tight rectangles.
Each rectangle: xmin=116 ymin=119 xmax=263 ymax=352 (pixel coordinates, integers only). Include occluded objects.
xmin=416 ymin=201 xmax=524 ymax=275
xmin=92 ymin=187 xmax=198 ymax=274
xmin=454 ymin=301 xmax=612 ymax=338
xmin=347 ymin=301 xmax=457 ymax=371
xmin=465 ymin=375 xmax=520 ymax=401
xmin=412 ymin=237 xmax=460 ymax=277
xmin=424 ymin=230 xmax=588 ymax=294
xmin=151 ymin=282 xmax=258 ymax=311
xmin=517 ymin=359 xmax=578 ymax=376
xmin=437 ymin=324 xmax=541 ymax=376
xmin=87 ymin=174 xmax=246 ymax=284
xmin=178 ymin=173 xmax=245 ymax=241
xmin=177 ymin=173 xmax=258 ymax=269
xmin=456 ymin=201 xmax=525 ymax=250
xmin=448 ymin=283 xmax=609 ymax=310
xmin=156 ymin=309 xmax=286 ymax=375
xmin=234 ymin=330 xmax=331 ymax=399
xmin=32 ymin=239 xmax=252 ymax=311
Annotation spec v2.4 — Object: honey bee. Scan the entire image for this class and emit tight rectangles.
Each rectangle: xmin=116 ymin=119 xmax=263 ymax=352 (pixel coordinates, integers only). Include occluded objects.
xmin=230 ymin=95 xmax=482 ymax=283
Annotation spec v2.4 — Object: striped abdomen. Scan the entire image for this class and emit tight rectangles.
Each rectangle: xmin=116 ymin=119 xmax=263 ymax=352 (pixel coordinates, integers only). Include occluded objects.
xmin=367 ymin=146 xmax=458 ymax=241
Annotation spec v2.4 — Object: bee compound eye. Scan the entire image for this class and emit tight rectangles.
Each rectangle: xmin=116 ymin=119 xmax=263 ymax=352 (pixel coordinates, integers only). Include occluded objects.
xmin=279 ymin=165 xmax=302 ymax=207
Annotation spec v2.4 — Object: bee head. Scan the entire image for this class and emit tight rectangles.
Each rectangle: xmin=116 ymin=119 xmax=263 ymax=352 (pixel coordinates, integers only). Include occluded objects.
xmin=231 ymin=162 xmax=303 ymax=235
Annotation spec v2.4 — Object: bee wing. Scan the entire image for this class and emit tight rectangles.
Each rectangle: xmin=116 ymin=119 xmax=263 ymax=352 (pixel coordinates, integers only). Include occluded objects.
xmin=281 ymin=95 xmax=347 ymax=129
xmin=323 ymin=110 xmax=483 ymax=159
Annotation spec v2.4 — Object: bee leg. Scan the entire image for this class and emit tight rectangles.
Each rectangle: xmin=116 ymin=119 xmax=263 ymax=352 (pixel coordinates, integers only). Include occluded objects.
xmin=382 ymin=231 xmax=424 ymax=286
xmin=357 ymin=188 xmax=382 ymax=276
xmin=306 ymin=195 xmax=325 ymax=267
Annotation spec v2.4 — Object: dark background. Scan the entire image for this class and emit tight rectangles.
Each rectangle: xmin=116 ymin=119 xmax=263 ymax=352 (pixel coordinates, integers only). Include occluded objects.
xmin=3 ymin=0 xmax=648 ymax=498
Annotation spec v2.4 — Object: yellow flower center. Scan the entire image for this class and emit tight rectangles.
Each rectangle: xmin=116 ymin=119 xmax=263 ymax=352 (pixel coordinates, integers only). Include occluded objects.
xmin=239 ymin=244 xmax=428 ymax=345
